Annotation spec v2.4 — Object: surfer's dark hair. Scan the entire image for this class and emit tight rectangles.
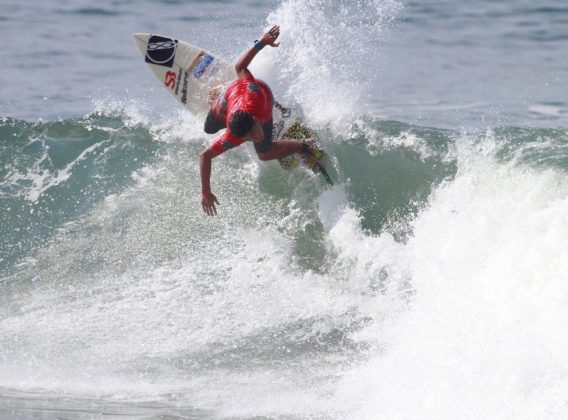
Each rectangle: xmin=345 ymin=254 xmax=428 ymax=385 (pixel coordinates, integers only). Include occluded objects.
xmin=229 ymin=110 xmax=254 ymax=138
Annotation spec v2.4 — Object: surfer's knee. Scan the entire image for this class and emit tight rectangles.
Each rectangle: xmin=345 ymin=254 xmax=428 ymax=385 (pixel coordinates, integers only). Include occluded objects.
xmin=203 ymin=119 xmax=221 ymax=134
xmin=255 ymin=140 xmax=276 ymax=161
xmin=204 ymin=123 xmax=216 ymax=134
xmin=204 ymin=111 xmax=226 ymax=134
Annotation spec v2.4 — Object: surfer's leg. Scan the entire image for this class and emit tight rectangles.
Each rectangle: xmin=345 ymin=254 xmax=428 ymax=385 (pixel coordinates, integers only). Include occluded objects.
xmin=255 ymin=121 xmax=305 ymax=160
xmin=256 ymin=141 xmax=304 ymax=161
xmin=204 ymin=87 xmax=228 ymax=134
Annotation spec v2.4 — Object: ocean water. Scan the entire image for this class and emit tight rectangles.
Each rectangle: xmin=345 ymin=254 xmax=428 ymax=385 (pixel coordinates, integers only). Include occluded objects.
xmin=1 ymin=0 xmax=567 ymax=419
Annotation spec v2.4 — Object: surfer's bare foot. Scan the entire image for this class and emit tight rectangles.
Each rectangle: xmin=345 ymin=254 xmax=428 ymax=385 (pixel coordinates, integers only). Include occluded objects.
xmin=300 ymin=138 xmax=322 ymax=168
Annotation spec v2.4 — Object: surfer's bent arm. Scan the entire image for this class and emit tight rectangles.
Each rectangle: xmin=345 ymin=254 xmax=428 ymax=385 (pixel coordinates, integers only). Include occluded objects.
xmin=235 ymin=25 xmax=280 ymax=79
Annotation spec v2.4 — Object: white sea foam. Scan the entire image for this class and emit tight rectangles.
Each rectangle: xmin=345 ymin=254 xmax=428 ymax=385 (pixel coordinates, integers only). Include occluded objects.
xmin=332 ymin=146 xmax=568 ymax=419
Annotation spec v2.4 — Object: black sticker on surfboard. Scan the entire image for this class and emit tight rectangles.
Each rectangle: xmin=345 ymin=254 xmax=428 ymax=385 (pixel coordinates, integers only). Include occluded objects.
xmin=145 ymin=35 xmax=178 ymax=68
xmin=274 ymin=101 xmax=291 ymax=118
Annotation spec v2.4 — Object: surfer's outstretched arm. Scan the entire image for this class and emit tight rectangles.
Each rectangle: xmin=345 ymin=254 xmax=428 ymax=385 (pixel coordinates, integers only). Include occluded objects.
xmin=235 ymin=25 xmax=280 ymax=79
xmin=199 ymin=146 xmax=221 ymax=216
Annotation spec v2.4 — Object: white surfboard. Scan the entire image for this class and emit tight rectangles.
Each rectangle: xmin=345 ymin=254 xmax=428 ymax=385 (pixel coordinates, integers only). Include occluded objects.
xmin=132 ymin=33 xmax=300 ymax=142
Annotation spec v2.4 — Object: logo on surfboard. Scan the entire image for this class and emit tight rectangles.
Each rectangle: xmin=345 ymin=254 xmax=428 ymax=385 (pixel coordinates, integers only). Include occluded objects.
xmin=274 ymin=101 xmax=291 ymax=118
xmin=192 ymin=54 xmax=215 ymax=79
xmin=272 ymin=121 xmax=285 ymax=141
xmin=146 ymin=35 xmax=178 ymax=68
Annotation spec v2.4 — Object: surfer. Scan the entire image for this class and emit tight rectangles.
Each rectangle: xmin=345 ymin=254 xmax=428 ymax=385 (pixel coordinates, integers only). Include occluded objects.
xmin=199 ymin=25 xmax=312 ymax=216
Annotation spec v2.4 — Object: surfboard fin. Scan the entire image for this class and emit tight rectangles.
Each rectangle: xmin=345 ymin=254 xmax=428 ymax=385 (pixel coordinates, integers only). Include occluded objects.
xmin=314 ymin=162 xmax=333 ymax=185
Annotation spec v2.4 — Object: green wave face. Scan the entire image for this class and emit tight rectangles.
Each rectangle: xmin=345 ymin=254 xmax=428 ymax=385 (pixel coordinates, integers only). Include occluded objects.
xmin=0 ymin=115 xmax=160 ymax=272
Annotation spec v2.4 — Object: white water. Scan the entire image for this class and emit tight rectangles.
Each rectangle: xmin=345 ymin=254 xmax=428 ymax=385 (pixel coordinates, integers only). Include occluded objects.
xmin=331 ymin=143 xmax=568 ymax=419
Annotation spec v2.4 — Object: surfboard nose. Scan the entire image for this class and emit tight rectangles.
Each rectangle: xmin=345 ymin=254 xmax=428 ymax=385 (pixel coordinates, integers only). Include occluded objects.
xmin=133 ymin=33 xmax=148 ymax=41
xmin=133 ymin=33 xmax=151 ymax=55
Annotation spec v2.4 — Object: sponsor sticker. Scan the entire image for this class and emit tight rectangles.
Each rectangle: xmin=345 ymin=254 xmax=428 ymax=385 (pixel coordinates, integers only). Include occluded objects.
xmin=188 ymin=51 xmax=205 ymax=72
xmin=274 ymin=101 xmax=291 ymax=118
xmin=145 ymin=35 xmax=178 ymax=68
xmin=174 ymin=67 xmax=182 ymax=95
xmin=181 ymin=71 xmax=190 ymax=104
xmin=272 ymin=121 xmax=285 ymax=141
xmin=165 ymin=71 xmax=176 ymax=89
xmin=192 ymin=54 xmax=215 ymax=79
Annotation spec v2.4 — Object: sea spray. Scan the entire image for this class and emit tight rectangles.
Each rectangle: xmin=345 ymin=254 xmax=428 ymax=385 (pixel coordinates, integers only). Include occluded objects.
xmin=251 ymin=0 xmax=402 ymax=124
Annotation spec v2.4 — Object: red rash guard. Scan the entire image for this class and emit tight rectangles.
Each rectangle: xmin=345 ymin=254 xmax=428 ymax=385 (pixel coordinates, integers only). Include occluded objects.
xmin=210 ymin=74 xmax=273 ymax=155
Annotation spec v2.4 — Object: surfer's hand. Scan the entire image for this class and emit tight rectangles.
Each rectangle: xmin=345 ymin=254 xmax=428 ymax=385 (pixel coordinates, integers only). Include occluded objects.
xmin=202 ymin=192 xmax=219 ymax=216
xmin=208 ymin=85 xmax=223 ymax=105
xmin=260 ymin=25 xmax=280 ymax=47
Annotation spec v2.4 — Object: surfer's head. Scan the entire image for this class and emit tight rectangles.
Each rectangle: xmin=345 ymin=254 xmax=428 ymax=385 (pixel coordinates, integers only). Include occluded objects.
xmin=229 ymin=111 xmax=262 ymax=140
